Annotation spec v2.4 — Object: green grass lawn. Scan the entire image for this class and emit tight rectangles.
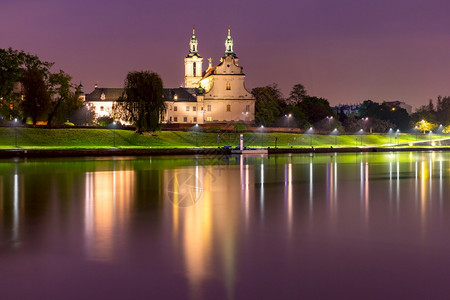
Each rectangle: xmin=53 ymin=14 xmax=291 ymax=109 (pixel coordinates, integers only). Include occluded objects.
xmin=0 ymin=127 xmax=446 ymax=149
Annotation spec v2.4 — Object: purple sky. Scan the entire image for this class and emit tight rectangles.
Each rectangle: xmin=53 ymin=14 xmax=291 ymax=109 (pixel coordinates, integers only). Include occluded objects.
xmin=2 ymin=0 xmax=450 ymax=108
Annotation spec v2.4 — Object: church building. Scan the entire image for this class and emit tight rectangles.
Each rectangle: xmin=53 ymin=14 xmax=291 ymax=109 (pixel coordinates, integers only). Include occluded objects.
xmin=83 ymin=29 xmax=255 ymax=125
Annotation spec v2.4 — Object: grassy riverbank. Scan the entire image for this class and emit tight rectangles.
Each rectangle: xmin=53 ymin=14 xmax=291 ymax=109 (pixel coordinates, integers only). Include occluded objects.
xmin=0 ymin=127 xmax=446 ymax=149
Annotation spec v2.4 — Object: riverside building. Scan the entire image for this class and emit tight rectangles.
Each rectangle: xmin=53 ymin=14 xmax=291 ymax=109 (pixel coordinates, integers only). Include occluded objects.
xmin=82 ymin=29 xmax=255 ymax=125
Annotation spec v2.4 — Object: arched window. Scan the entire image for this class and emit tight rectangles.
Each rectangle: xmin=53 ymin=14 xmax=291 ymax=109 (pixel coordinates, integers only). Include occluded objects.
xmin=226 ymin=82 xmax=231 ymax=90
xmin=226 ymin=104 xmax=231 ymax=112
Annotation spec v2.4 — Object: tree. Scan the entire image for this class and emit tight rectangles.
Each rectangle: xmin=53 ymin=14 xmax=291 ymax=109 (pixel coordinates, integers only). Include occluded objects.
xmin=287 ymin=83 xmax=307 ymax=105
xmin=251 ymin=84 xmax=283 ymax=126
xmin=0 ymin=48 xmax=55 ymax=122
xmin=116 ymin=71 xmax=165 ymax=133
xmin=20 ymin=67 xmax=51 ymax=125
xmin=416 ymin=120 xmax=437 ymax=133
xmin=299 ymin=96 xmax=335 ymax=125
xmin=47 ymin=71 xmax=83 ymax=125
xmin=435 ymin=96 xmax=450 ymax=125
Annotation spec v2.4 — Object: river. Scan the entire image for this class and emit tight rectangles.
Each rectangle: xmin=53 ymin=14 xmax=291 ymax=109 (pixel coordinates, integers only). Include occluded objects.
xmin=0 ymin=152 xmax=449 ymax=299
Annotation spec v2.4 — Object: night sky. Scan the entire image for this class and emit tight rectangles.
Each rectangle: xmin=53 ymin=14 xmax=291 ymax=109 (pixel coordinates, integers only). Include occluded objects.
xmin=2 ymin=0 xmax=450 ymax=108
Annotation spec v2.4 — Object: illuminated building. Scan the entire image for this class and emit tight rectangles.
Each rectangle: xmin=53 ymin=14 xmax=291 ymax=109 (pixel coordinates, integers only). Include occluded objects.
xmin=83 ymin=28 xmax=255 ymax=124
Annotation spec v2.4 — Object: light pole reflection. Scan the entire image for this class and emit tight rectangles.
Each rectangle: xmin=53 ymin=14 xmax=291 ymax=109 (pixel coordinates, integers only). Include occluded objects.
xmin=360 ymin=159 xmax=369 ymax=226
xmin=12 ymin=162 xmax=20 ymax=245
xmin=284 ymin=156 xmax=293 ymax=234
xmin=309 ymin=155 xmax=313 ymax=216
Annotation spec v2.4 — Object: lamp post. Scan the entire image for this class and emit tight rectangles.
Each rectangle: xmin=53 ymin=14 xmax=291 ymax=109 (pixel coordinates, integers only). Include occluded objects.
xmin=396 ymin=129 xmax=400 ymax=145
xmin=195 ymin=124 xmax=199 ymax=147
xmin=429 ymin=130 xmax=432 ymax=145
xmin=112 ymin=121 xmax=116 ymax=147
xmin=326 ymin=116 xmax=333 ymax=132
xmin=361 ymin=117 xmax=369 ymax=133
xmin=259 ymin=125 xmax=264 ymax=147
xmin=359 ymin=129 xmax=363 ymax=146
xmin=285 ymin=114 xmax=292 ymax=129
xmin=414 ymin=126 xmax=418 ymax=141
xmin=331 ymin=128 xmax=338 ymax=146
xmin=388 ymin=128 xmax=393 ymax=144
xmin=14 ymin=118 xmax=18 ymax=148
xmin=306 ymin=127 xmax=313 ymax=147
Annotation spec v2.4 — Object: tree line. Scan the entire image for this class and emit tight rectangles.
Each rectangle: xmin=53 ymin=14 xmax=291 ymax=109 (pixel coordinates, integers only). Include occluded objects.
xmin=3 ymin=47 xmax=449 ymax=133
xmin=0 ymin=48 xmax=89 ymax=125
xmin=251 ymin=84 xmax=450 ymax=133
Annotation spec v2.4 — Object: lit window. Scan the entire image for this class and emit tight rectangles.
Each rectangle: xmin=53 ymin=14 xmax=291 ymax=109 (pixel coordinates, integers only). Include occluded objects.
xmin=184 ymin=117 xmax=187 ymax=122
xmin=206 ymin=116 xmax=212 ymax=121
xmin=226 ymin=104 xmax=231 ymax=112
xmin=174 ymin=95 xmax=178 ymax=100
xmin=193 ymin=106 xmax=197 ymax=112
xmin=174 ymin=106 xmax=178 ymax=111
xmin=169 ymin=105 xmax=172 ymax=111
xmin=226 ymin=82 xmax=231 ymax=90
xmin=186 ymin=106 xmax=190 ymax=112
xmin=207 ymin=105 xmax=211 ymax=111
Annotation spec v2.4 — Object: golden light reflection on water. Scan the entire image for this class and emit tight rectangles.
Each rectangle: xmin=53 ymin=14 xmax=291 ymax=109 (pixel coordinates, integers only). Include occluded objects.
xmin=84 ymin=170 xmax=134 ymax=262
xmin=167 ymin=160 xmax=251 ymax=299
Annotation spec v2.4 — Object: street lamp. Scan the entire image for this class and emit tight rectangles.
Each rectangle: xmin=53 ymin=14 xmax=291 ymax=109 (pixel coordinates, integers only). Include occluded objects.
xmin=306 ymin=127 xmax=314 ymax=146
xmin=259 ymin=125 xmax=264 ymax=147
xmin=414 ymin=126 xmax=418 ymax=141
xmin=195 ymin=124 xmax=199 ymax=147
xmin=14 ymin=118 xmax=18 ymax=148
xmin=388 ymin=128 xmax=393 ymax=144
xmin=285 ymin=114 xmax=292 ymax=129
xmin=331 ymin=128 xmax=338 ymax=146
xmin=112 ymin=121 xmax=116 ymax=147
xmin=326 ymin=116 xmax=333 ymax=132
xmin=396 ymin=129 xmax=400 ymax=145
xmin=359 ymin=128 xmax=364 ymax=146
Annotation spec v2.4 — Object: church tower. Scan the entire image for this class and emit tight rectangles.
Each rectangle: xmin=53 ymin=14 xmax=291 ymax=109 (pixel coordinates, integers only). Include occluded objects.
xmin=222 ymin=28 xmax=238 ymax=65
xmin=184 ymin=28 xmax=203 ymax=88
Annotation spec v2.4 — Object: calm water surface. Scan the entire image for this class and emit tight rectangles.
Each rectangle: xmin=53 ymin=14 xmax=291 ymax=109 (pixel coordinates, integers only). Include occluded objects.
xmin=1 ymin=152 xmax=450 ymax=299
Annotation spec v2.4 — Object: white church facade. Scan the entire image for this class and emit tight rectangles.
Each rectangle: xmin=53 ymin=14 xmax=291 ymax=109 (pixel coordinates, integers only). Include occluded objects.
xmin=83 ymin=29 xmax=255 ymax=124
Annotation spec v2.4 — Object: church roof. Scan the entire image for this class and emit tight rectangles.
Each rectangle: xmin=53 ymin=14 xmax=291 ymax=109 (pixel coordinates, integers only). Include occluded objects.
xmin=186 ymin=53 xmax=202 ymax=58
xmin=85 ymin=88 xmax=124 ymax=101
xmin=164 ymin=87 xmax=198 ymax=102
xmin=85 ymin=87 xmax=201 ymax=102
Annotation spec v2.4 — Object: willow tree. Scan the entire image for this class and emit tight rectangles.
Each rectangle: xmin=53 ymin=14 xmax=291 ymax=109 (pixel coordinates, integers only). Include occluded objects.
xmin=116 ymin=71 xmax=165 ymax=133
